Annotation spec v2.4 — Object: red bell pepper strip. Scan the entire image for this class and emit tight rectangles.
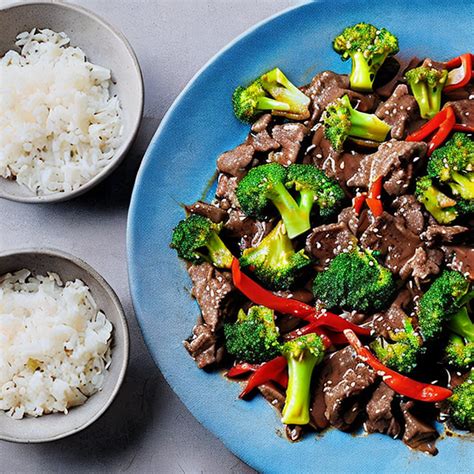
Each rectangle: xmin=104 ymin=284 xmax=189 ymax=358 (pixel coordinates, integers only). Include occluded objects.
xmin=453 ymin=123 xmax=474 ymax=133
xmin=365 ymin=176 xmax=384 ymax=217
xmin=406 ymin=107 xmax=450 ymax=142
xmin=427 ymin=106 xmax=455 ymax=156
xmin=313 ymin=311 xmax=371 ymax=336
xmin=444 ymin=53 xmax=473 ymax=93
xmin=406 ymin=107 xmax=456 ymax=156
xmin=283 ymin=323 xmax=347 ymax=346
xmin=232 ymin=258 xmax=371 ymax=337
xmin=353 ymin=193 xmax=367 ymax=215
xmin=344 ymin=330 xmax=453 ymax=402
xmin=239 ymin=356 xmax=288 ymax=398
xmin=231 ymin=258 xmax=315 ymax=320
xmin=227 ymin=363 xmax=257 ymax=378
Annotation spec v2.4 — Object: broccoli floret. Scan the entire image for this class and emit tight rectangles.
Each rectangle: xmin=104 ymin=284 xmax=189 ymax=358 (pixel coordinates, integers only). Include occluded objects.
xmin=333 ymin=23 xmax=399 ymax=92
xmin=427 ymin=133 xmax=474 ymax=200
xmin=371 ymin=319 xmax=424 ymax=373
xmin=239 ymin=221 xmax=312 ymax=290
xmin=286 ymin=163 xmax=345 ymax=218
xmin=457 ymin=198 xmax=474 ymax=216
xmin=170 ymin=214 xmax=233 ymax=268
xmin=415 ymin=176 xmax=458 ymax=224
xmin=312 ymin=246 xmax=396 ymax=312
xmin=445 ymin=306 xmax=474 ymax=368
xmin=232 ymin=68 xmax=310 ymax=123
xmin=446 ymin=334 xmax=474 ymax=368
xmin=418 ymin=270 xmax=471 ymax=340
xmin=281 ymin=333 xmax=325 ymax=425
xmin=449 ymin=369 xmax=474 ymax=431
xmin=323 ymin=95 xmax=391 ymax=150
xmin=224 ymin=306 xmax=281 ymax=363
xmin=236 ymin=163 xmax=344 ymax=239
xmin=405 ymin=67 xmax=448 ymax=119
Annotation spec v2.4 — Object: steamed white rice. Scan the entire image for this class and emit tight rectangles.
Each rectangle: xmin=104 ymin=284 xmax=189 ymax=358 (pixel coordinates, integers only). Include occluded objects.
xmin=0 ymin=270 xmax=113 ymax=419
xmin=0 ymin=28 xmax=123 ymax=195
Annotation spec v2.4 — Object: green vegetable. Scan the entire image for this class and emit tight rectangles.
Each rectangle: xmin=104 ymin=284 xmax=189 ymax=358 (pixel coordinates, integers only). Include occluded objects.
xmin=312 ymin=246 xmax=396 ymax=312
xmin=239 ymin=221 xmax=312 ymax=290
xmin=224 ymin=306 xmax=281 ymax=364
xmin=236 ymin=163 xmax=345 ymax=239
xmin=371 ymin=319 xmax=424 ymax=373
xmin=170 ymin=214 xmax=233 ymax=268
xmin=232 ymin=67 xmax=310 ymax=123
xmin=427 ymin=133 xmax=474 ymax=201
xmin=445 ymin=306 xmax=474 ymax=368
xmin=333 ymin=22 xmax=399 ymax=92
xmin=323 ymin=95 xmax=391 ymax=150
xmin=449 ymin=369 xmax=474 ymax=431
xmin=415 ymin=176 xmax=458 ymax=224
xmin=418 ymin=270 xmax=470 ymax=340
xmin=281 ymin=333 xmax=325 ymax=425
xmin=405 ymin=66 xmax=448 ymax=119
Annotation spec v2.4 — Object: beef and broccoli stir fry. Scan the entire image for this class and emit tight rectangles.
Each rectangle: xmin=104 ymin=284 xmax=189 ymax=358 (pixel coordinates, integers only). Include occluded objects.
xmin=171 ymin=22 xmax=474 ymax=455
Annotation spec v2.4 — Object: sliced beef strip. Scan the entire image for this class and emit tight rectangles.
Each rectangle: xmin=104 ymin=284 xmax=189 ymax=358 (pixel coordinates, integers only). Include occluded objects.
xmin=375 ymin=56 xmax=421 ymax=98
xmin=382 ymin=163 xmax=414 ymax=196
xmin=269 ymin=123 xmax=307 ymax=166
xmin=375 ymin=84 xmax=418 ymax=139
xmin=338 ymin=207 xmax=372 ymax=237
xmin=251 ymin=113 xmax=272 ymax=133
xmin=392 ymin=195 xmax=425 ymax=234
xmin=399 ymin=247 xmax=443 ymax=282
xmin=346 ymin=140 xmax=427 ymax=194
xmin=217 ymin=144 xmax=254 ymax=178
xmin=421 ymin=223 xmax=468 ymax=246
xmin=246 ymin=129 xmax=280 ymax=153
xmin=443 ymin=245 xmax=474 ymax=280
xmin=224 ymin=208 xmax=272 ymax=250
xmin=215 ymin=173 xmax=239 ymax=210
xmin=400 ymin=401 xmax=439 ymax=455
xmin=304 ymin=71 xmax=378 ymax=125
xmin=184 ymin=323 xmax=224 ymax=369
xmin=187 ymin=263 xmax=234 ymax=332
xmin=445 ymin=99 xmax=474 ymax=126
xmin=359 ymin=211 xmax=421 ymax=275
xmin=311 ymin=346 xmax=377 ymax=432
xmin=371 ymin=288 xmax=414 ymax=339
xmin=365 ymin=383 xmax=401 ymax=438
xmin=246 ymin=113 xmax=279 ymax=153
xmin=305 ymin=222 xmax=357 ymax=270
xmin=186 ymin=201 xmax=227 ymax=223
xmin=306 ymin=125 xmax=366 ymax=191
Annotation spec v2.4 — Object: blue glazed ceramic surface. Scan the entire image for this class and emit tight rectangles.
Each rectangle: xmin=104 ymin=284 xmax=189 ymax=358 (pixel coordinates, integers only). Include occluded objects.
xmin=128 ymin=1 xmax=474 ymax=471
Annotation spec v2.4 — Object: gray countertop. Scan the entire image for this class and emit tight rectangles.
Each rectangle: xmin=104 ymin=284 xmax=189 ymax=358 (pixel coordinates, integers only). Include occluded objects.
xmin=0 ymin=0 xmax=302 ymax=472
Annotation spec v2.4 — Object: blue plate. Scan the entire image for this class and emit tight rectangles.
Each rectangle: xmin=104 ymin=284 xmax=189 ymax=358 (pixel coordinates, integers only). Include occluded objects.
xmin=128 ymin=1 xmax=474 ymax=471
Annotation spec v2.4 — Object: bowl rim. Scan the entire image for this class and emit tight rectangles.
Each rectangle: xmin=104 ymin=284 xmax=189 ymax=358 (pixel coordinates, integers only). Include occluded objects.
xmin=0 ymin=0 xmax=144 ymax=204
xmin=0 ymin=247 xmax=130 ymax=443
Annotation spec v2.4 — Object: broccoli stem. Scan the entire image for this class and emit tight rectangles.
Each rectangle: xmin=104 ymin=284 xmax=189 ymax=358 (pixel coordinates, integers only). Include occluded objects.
xmin=349 ymin=51 xmax=374 ymax=92
xmin=205 ymin=232 xmax=233 ymax=269
xmin=410 ymin=82 xmax=434 ymax=119
xmin=418 ymin=184 xmax=457 ymax=224
xmin=256 ymin=96 xmax=291 ymax=112
xmin=449 ymin=172 xmax=474 ymax=200
xmin=261 ymin=222 xmax=295 ymax=268
xmin=448 ymin=307 xmax=474 ymax=343
xmin=349 ymin=105 xmax=392 ymax=142
xmin=281 ymin=354 xmax=318 ymax=425
xmin=271 ymin=182 xmax=311 ymax=239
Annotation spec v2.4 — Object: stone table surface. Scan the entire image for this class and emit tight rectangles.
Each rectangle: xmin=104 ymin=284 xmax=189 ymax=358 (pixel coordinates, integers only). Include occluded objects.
xmin=0 ymin=0 xmax=303 ymax=472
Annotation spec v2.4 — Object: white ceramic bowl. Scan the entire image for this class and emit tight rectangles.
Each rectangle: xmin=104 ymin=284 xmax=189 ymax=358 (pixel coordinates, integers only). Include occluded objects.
xmin=0 ymin=248 xmax=129 ymax=443
xmin=0 ymin=1 xmax=144 ymax=203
